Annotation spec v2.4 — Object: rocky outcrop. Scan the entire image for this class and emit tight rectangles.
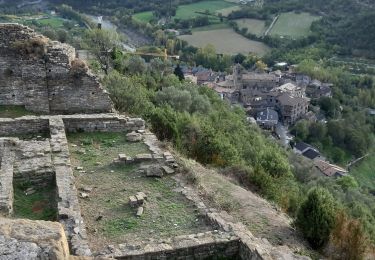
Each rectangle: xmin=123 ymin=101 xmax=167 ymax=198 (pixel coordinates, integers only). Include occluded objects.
xmin=0 ymin=23 xmax=113 ymax=114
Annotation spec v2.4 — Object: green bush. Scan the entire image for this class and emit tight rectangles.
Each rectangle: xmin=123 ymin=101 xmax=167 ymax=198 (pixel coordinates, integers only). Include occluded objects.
xmin=296 ymin=187 xmax=336 ymax=249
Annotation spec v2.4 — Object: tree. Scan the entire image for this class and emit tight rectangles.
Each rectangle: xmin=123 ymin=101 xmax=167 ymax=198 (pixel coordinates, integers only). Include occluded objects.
xmin=174 ymin=64 xmax=185 ymax=81
xmin=296 ymin=188 xmax=336 ymax=249
xmin=83 ymin=29 xmax=121 ymax=74
xmin=255 ymin=60 xmax=267 ymax=71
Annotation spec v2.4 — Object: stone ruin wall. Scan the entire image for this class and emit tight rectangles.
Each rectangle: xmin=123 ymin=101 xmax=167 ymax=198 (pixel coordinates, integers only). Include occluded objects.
xmin=0 ymin=23 xmax=113 ymax=114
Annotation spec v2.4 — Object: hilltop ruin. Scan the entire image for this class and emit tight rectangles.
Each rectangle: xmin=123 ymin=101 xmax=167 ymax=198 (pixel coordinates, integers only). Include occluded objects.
xmin=0 ymin=24 xmax=308 ymax=260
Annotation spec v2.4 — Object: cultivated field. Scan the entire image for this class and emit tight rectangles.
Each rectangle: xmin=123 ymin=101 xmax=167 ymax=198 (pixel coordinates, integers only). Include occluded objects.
xmin=179 ymin=28 xmax=270 ymax=55
xmin=235 ymin=18 xmax=267 ymax=36
xmin=269 ymin=12 xmax=321 ymax=38
xmin=174 ymin=0 xmax=236 ymax=20
xmin=134 ymin=0 xmax=237 ymax=22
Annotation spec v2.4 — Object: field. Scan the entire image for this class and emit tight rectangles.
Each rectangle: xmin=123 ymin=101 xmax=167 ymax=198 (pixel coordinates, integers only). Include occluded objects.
xmin=134 ymin=0 xmax=237 ymax=23
xmin=178 ymin=28 xmax=270 ymax=55
xmin=68 ymin=132 xmax=210 ymax=252
xmin=133 ymin=11 xmax=153 ymax=23
xmin=215 ymin=5 xmax=241 ymax=17
xmin=351 ymin=153 xmax=375 ymax=190
xmin=235 ymin=18 xmax=267 ymax=36
xmin=269 ymin=12 xmax=321 ymax=38
xmin=174 ymin=0 xmax=236 ymax=20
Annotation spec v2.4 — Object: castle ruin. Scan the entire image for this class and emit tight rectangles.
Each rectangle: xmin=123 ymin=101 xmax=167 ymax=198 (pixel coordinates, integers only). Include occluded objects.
xmin=0 ymin=24 xmax=308 ymax=260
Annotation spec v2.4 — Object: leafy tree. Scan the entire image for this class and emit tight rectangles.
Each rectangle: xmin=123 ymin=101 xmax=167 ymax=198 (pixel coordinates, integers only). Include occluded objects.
xmin=296 ymin=188 xmax=336 ymax=249
xmin=83 ymin=29 xmax=121 ymax=74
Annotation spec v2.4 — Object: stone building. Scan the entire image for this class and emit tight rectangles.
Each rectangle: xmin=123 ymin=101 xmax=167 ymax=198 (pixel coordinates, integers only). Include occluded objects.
xmin=0 ymin=23 xmax=113 ymax=114
xmin=275 ymin=93 xmax=309 ymax=125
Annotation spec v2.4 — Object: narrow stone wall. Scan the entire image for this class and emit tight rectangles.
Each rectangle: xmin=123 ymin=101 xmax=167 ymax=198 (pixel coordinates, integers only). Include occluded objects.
xmin=49 ymin=117 xmax=91 ymax=256
xmin=63 ymin=114 xmax=145 ymax=133
xmin=0 ymin=139 xmax=16 ymax=216
xmin=112 ymin=231 xmax=240 ymax=260
xmin=0 ymin=117 xmax=50 ymax=136
xmin=0 ymin=23 xmax=113 ymax=114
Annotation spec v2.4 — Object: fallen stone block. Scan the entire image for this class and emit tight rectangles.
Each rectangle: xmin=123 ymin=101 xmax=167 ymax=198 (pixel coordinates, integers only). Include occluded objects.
xmin=135 ymin=153 xmax=153 ymax=162
xmin=126 ymin=131 xmax=143 ymax=142
xmin=136 ymin=206 xmax=144 ymax=217
xmin=129 ymin=196 xmax=138 ymax=207
xmin=161 ymin=166 xmax=175 ymax=175
xmin=136 ymin=192 xmax=147 ymax=201
xmin=146 ymin=166 xmax=163 ymax=178
xmin=135 ymin=194 xmax=144 ymax=205
xmin=118 ymin=154 xmax=127 ymax=161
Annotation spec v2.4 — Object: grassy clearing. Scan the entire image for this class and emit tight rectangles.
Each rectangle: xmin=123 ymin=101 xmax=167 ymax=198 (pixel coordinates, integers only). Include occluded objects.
xmin=68 ymin=132 xmax=210 ymax=251
xmin=13 ymin=181 xmax=57 ymax=221
xmin=0 ymin=105 xmax=34 ymax=118
xmin=178 ymin=28 xmax=270 ymax=55
xmin=37 ymin=17 xmax=65 ymax=28
xmin=270 ymin=12 xmax=321 ymax=38
xmin=235 ymin=18 xmax=267 ymax=36
xmin=133 ymin=11 xmax=153 ymax=23
xmin=351 ymin=153 xmax=375 ymax=190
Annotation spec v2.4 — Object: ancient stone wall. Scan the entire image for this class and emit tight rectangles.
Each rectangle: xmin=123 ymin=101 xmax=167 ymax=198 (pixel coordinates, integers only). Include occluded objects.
xmin=63 ymin=114 xmax=145 ymax=133
xmin=114 ymin=231 xmax=240 ymax=260
xmin=0 ymin=23 xmax=113 ymax=114
xmin=0 ymin=139 xmax=16 ymax=216
xmin=0 ymin=117 xmax=49 ymax=136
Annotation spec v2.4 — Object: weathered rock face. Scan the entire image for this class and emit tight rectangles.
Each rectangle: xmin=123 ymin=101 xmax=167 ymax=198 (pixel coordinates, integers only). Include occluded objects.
xmin=0 ymin=23 xmax=113 ymax=114
xmin=0 ymin=218 xmax=70 ymax=260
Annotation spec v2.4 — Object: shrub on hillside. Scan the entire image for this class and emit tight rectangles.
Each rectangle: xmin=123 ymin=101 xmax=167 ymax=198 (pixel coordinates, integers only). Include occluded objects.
xmin=328 ymin=210 xmax=368 ymax=260
xmin=296 ymin=187 xmax=336 ymax=249
xmin=70 ymin=59 xmax=88 ymax=76
xmin=12 ymin=37 xmax=49 ymax=58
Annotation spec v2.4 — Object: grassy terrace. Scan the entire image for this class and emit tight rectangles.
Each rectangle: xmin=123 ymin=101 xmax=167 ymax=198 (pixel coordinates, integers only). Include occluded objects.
xmin=68 ymin=132 xmax=210 ymax=251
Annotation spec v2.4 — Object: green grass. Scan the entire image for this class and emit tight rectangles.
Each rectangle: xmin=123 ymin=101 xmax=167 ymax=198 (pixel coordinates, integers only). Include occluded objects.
xmin=134 ymin=0 xmax=237 ymax=23
xmin=0 ymin=105 xmax=34 ymax=118
xmin=351 ymin=153 xmax=375 ymax=190
xmin=192 ymin=22 xmax=230 ymax=32
xmin=37 ymin=17 xmax=65 ymax=28
xmin=13 ymin=181 xmax=57 ymax=221
xmin=235 ymin=18 xmax=267 ymax=36
xmin=133 ymin=11 xmax=154 ymax=23
xmin=270 ymin=12 xmax=321 ymax=38
xmin=175 ymin=0 xmax=236 ymax=20
xmin=68 ymin=132 xmax=210 ymax=250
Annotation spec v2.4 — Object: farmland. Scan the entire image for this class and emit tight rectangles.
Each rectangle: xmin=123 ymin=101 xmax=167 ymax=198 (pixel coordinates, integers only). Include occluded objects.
xmin=133 ymin=0 xmax=237 ymax=23
xmin=269 ymin=12 xmax=321 ymax=38
xmin=235 ymin=18 xmax=267 ymax=36
xmin=178 ymin=28 xmax=270 ymax=55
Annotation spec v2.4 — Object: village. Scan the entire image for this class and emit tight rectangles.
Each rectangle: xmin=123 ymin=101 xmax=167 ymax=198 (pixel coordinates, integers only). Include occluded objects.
xmin=183 ymin=63 xmax=348 ymax=178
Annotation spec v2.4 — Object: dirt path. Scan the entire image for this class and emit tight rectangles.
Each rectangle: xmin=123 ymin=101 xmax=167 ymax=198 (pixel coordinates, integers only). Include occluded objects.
xmin=177 ymin=158 xmax=311 ymax=252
